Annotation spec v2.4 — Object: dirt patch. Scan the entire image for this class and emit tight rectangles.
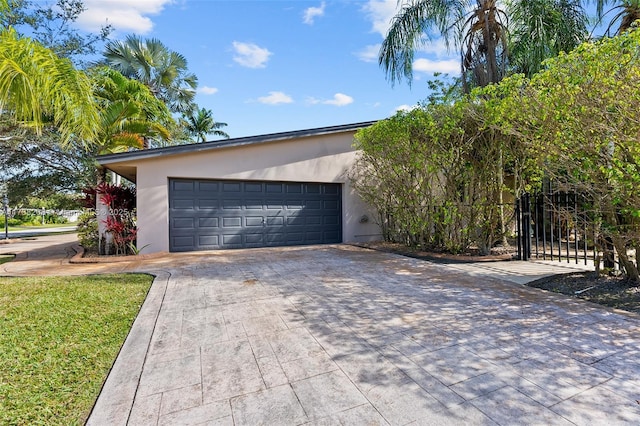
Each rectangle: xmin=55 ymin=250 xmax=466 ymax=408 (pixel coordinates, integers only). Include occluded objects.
xmin=528 ymin=272 xmax=640 ymax=314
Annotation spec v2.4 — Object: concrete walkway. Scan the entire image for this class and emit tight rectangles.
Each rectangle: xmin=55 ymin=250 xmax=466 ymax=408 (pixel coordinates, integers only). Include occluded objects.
xmin=2 ymin=235 xmax=640 ymax=425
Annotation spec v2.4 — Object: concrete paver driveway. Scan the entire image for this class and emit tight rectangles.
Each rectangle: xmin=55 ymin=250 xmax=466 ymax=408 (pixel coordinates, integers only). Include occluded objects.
xmin=84 ymin=244 xmax=640 ymax=425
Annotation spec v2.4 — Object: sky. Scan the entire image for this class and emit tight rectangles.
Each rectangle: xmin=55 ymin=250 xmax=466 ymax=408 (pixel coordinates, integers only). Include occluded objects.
xmin=67 ymin=0 xmax=459 ymax=139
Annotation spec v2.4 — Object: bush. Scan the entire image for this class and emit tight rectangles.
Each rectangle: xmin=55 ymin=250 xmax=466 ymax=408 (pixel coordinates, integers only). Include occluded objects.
xmin=77 ymin=211 xmax=98 ymax=250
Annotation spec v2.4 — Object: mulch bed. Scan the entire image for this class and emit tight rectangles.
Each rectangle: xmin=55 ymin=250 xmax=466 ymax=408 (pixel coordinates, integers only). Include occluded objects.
xmin=528 ymin=272 xmax=640 ymax=314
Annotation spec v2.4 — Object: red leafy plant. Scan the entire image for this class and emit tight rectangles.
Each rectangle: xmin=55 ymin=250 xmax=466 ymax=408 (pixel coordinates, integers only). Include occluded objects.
xmin=93 ymin=183 xmax=137 ymax=255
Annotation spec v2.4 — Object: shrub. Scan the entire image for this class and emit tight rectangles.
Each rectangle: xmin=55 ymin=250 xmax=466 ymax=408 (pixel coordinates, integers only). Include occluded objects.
xmin=77 ymin=211 xmax=98 ymax=250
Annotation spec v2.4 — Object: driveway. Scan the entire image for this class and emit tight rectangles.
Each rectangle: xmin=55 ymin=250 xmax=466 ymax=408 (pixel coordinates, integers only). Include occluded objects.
xmin=82 ymin=244 xmax=640 ymax=425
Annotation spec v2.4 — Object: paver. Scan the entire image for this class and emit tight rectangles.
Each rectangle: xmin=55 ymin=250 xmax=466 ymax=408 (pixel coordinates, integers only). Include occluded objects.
xmin=3 ymin=235 xmax=640 ymax=425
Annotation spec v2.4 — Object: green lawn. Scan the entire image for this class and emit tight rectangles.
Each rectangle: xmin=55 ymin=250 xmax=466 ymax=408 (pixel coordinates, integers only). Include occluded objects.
xmin=0 ymin=274 xmax=153 ymax=425
xmin=0 ymin=254 xmax=14 ymax=265
xmin=6 ymin=223 xmax=77 ymax=232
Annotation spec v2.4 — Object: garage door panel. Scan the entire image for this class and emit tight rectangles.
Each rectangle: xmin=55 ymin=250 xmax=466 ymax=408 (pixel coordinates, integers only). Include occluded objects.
xmin=245 ymin=233 xmax=264 ymax=244
xmin=266 ymin=216 xmax=284 ymax=226
xmin=306 ymin=201 xmax=322 ymax=210
xmin=198 ymin=235 xmax=219 ymax=246
xmin=173 ymin=218 xmax=195 ymax=229
xmin=198 ymin=181 xmax=219 ymax=192
xmin=244 ymin=182 xmax=263 ymax=192
xmin=286 ymin=183 xmax=303 ymax=193
xmin=245 ymin=216 xmax=263 ymax=226
xmin=172 ymin=199 xmax=194 ymax=209
xmin=172 ymin=181 xmax=195 ymax=192
xmin=222 ymin=217 xmax=242 ymax=227
xmin=324 ymin=200 xmax=339 ymax=210
xmin=222 ymin=234 xmax=243 ymax=245
xmin=169 ymin=179 xmax=341 ymax=251
xmin=172 ymin=235 xmax=195 ymax=249
xmin=198 ymin=217 xmax=218 ymax=228
xmin=266 ymin=183 xmax=283 ymax=193
xmin=324 ymin=185 xmax=339 ymax=195
xmin=306 ymin=184 xmax=321 ymax=194
xmin=199 ymin=199 xmax=219 ymax=209
xmin=223 ymin=182 xmax=241 ymax=192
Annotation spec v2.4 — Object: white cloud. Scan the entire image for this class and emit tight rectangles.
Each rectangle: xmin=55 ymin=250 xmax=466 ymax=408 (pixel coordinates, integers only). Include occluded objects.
xmin=394 ymin=104 xmax=418 ymax=113
xmin=355 ymin=44 xmax=381 ymax=63
xmin=197 ymin=86 xmax=218 ymax=95
xmin=257 ymin=91 xmax=293 ymax=105
xmin=308 ymin=93 xmax=354 ymax=107
xmin=303 ymin=2 xmax=326 ymax=25
xmin=325 ymin=93 xmax=354 ymax=106
xmin=232 ymin=41 xmax=272 ymax=68
xmin=413 ymin=58 xmax=460 ymax=75
xmin=362 ymin=0 xmax=398 ymax=37
xmin=76 ymin=0 xmax=173 ymax=34
xmin=418 ymin=38 xmax=452 ymax=58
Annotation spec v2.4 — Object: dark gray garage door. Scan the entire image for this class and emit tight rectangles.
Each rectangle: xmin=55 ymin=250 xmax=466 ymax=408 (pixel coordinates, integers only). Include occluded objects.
xmin=169 ymin=179 xmax=342 ymax=252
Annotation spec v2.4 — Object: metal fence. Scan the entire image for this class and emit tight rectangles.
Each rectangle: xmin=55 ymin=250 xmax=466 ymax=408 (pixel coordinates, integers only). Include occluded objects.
xmin=515 ymin=187 xmax=597 ymax=265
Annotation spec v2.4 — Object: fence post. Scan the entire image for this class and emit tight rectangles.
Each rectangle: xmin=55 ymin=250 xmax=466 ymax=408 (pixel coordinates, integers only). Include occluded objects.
xmin=516 ymin=196 xmax=522 ymax=260
xmin=522 ymin=192 xmax=531 ymax=260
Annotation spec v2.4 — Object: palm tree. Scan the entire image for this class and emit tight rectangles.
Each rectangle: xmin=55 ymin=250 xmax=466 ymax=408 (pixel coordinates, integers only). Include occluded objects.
xmin=0 ymin=29 xmax=98 ymax=145
xmin=103 ymin=35 xmax=198 ymax=114
xmin=380 ymin=0 xmax=590 ymax=90
xmin=507 ymin=0 xmax=588 ymax=76
xmin=90 ymin=67 xmax=172 ymax=153
xmin=380 ymin=0 xmax=509 ymax=91
xmin=593 ymin=0 xmax=640 ymax=35
xmin=182 ymin=107 xmax=229 ymax=142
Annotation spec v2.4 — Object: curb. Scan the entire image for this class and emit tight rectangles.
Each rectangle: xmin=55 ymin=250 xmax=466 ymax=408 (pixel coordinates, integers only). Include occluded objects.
xmin=69 ymin=244 xmax=169 ymax=264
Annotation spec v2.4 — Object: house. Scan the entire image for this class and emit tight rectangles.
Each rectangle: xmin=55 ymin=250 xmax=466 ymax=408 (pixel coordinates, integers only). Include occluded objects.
xmin=96 ymin=121 xmax=382 ymax=253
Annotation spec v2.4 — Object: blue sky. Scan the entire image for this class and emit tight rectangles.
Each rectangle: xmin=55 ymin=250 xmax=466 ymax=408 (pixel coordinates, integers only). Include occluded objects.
xmin=67 ymin=0 xmax=610 ymax=140
xmin=70 ymin=0 xmax=459 ymax=139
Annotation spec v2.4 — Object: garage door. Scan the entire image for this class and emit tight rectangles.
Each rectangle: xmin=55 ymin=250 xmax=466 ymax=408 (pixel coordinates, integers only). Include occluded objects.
xmin=169 ymin=179 xmax=342 ymax=252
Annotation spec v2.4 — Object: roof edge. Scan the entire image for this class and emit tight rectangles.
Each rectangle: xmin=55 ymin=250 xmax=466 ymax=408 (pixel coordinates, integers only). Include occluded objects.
xmin=97 ymin=120 xmax=378 ymax=165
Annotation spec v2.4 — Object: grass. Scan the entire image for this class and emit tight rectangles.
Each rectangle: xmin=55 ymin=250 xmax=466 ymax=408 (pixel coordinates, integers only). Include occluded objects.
xmin=0 ymin=274 xmax=153 ymax=425
xmin=6 ymin=223 xmax=77 ymax=232
xmin=0 ymin=255 xmax=14 ymax=265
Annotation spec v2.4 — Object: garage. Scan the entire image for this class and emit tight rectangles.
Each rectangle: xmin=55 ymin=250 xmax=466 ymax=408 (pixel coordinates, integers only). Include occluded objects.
xmin=169 ymin=178 xmax=341 ymax=251
xmin=97 ymin=121 xmax=381 ymax=254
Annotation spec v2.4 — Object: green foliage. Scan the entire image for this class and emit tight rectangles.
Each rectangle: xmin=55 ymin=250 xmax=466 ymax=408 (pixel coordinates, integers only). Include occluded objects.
xmin=0 ymin=29 xmax=99 ymax=146
xmin=350 ymin=91 xmax=532 ymax=254
xmin=0 ymin=0 xmax=113 ymax=66
xmin=103 ymin=34 xmax=198 ymax=115
xmin=484 ymin=27 xmax=640 ymax=281
xmin=0 ymin=274 xmax=152 ymax=425
xmin=0 ymin=211 xmax=68 ymax=226
xmin=181 ymin=107 xmax=229 ymax=142
xmin=77 ymin=210 xmax=98 ymax=249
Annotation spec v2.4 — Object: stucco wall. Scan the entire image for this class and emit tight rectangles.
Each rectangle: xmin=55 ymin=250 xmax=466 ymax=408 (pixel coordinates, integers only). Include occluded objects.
xmin=127 ymin=130 xmax=381 ymax=253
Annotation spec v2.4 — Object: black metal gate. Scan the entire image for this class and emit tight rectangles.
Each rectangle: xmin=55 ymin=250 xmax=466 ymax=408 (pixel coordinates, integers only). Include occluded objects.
xmin=516 ymin=186 xmax=596 ymax=265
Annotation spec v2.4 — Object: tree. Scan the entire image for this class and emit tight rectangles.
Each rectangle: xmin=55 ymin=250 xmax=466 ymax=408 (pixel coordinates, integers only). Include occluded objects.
xmin=103 ymin=35 xmax=198 ymax=114
xmin=0 ymin=124 xmax=96 ymax=204
xmin=594 ymin=0 xmax=640 ymax=36
xmin=489 ymin=28 xmax=640 ymax=281
xmin=90 ymin=67 xmax=173 ymax=153
xmin=379 ymin=0 xmax=590 ymax=90
xmin=0 ymin=29 xmax=98 ymax=146
xmin=380 ymin=0 xmax=507 ymax=90
xmin=507 ymin=0 xmax=588 ymax=76
xmin=182 ymin=107 xmax=229 ymax=142
xmin=0 ymin=0 xmax=112 ymax=66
